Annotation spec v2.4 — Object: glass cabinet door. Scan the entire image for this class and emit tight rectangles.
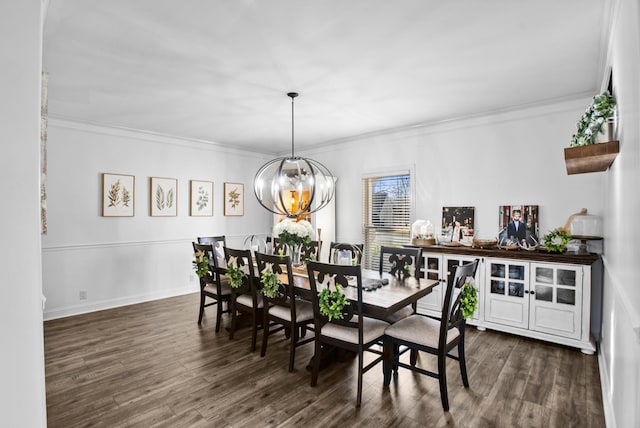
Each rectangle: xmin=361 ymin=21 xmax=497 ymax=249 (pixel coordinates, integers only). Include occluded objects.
xmin=484 ymin=259 xmax=529 ymax=329
xmin=529 ymin=263 xmax=582 ymax=339
xmin=417 ymin=253 xmax=443 ymax=315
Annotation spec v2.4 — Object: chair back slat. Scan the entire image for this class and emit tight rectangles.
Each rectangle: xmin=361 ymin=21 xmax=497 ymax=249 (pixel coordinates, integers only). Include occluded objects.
xmin=224 ymin=247 xmax=256 ymax=297
xmin=306 ymin=261 xmax=361 ymax=328
xmin=255 ymin=252 xmax=294 ymax=309
xmin=378 ymin=246 xmax=422 ymax=280
xmin=197 ymin=235 xmax=226 ymax=269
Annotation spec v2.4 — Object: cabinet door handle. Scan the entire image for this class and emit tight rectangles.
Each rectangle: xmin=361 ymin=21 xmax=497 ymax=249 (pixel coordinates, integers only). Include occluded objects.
xmin=524 ymin=290 xmax=529 ymax=294
xmin=530 ymin=291 xmax=535 ymax=295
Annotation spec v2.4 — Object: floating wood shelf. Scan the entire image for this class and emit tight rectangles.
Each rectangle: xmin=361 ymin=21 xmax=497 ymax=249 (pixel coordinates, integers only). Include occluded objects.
xmin=564 ymin=140 xmax=619 ymax=175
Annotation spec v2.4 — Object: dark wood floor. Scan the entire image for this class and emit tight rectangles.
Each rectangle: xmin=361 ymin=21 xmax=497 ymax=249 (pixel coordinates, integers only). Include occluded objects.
xmin=44 ymin=293 xmax=606 ymax=427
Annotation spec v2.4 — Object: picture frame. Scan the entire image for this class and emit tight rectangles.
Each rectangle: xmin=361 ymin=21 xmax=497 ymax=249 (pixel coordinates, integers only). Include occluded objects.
xmin=102 ymin=173 xmax=135 ymax=217
xmin=150 ymin=177 xmax=178 ymax=217
xmin=498 ymin=205 xmax=539 ymax=245
xmin=224 ymin=182 xmax=244 ymax=216
xmin=441 ymin=206 xmax=475 ymax=243
xmin=190 ymin=180 xmax=214 ymax=216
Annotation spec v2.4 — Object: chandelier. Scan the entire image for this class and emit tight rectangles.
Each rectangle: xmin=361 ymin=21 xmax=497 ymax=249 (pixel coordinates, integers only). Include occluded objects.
xmin=253 ymin=92 xmax=335 ymax=218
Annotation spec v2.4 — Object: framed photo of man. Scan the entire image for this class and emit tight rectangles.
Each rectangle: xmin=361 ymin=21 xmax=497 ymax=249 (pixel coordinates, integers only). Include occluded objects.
xmin=498 ymin=205 xmax=539 ymax=245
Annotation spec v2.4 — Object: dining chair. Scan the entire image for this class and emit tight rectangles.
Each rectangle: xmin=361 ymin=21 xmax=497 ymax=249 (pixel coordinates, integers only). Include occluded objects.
xmin=255 ymin=251 xmax=315 ymax=371
xmin=300 ymin=240 xmax=321 ymax=262
xmin=224 ymin=247 xmax=262 ymax=352
xmin=378 ymin=245 xmax=422 ymax=323
xmin=192 ymin=241 xmax=232 ymax=332
xmin=383 ymin=259 xmax=479 ymax=411
xmin=328 ymin=242 xmax=363 ymax=265
xmin=198 ymin=235 xmax=227 ymax=265
xmin=271 ymin=237 xmax=287 ymax=255
xmin=306 ymin=261 xmax=389 ymax=407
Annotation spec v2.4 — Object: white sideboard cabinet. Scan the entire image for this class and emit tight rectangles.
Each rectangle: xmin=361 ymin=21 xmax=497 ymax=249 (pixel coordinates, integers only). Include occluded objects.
xmin=410 ymin=245 xmax=601 ymax=354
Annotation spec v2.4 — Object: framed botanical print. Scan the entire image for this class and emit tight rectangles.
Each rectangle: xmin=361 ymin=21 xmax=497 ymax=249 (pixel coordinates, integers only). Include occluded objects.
xmin=150 ymin=177 xmax=177 ymax=217
xmin=102 ymin=173 xmax=135 ymax=217
xmin=190 ymin=180 xmax=213 ymax=216
xmin=224 ymin=182 xmax=244 ymax=216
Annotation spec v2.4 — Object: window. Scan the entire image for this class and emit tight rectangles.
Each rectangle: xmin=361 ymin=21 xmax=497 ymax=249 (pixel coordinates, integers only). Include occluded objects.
xmin=362 ymin=172 xmax=411 ymax=270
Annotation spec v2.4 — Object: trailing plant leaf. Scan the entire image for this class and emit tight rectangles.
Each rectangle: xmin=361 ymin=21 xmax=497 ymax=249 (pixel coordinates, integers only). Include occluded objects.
xmin=570 ymin=91 xmax=616 ymax=147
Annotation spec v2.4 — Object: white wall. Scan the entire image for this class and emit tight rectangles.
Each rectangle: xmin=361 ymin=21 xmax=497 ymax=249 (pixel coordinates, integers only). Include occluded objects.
xmin=599 ymin=0 xmax=640 ymax=427
xmin=302 ymin=99 xmax=606 ymax=244
xmin=42 ymin=120 xmax=273 ymax=319
xmin=0 ymin=1 xmax=47 ymax=426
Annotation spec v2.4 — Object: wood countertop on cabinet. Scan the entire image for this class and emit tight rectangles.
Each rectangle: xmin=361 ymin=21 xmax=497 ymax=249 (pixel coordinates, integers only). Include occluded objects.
xmin=405 ymin=244 xmax=600 ymax=265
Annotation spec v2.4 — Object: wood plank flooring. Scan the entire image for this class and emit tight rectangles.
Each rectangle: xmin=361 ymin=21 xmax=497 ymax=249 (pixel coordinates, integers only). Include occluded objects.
xmin=44 ymin=293 xmax=606 ymax=427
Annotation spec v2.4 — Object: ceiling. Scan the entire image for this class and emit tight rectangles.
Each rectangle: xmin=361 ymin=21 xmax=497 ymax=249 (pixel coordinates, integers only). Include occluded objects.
xmin=43 ymin=0 xmax=608 ymax=155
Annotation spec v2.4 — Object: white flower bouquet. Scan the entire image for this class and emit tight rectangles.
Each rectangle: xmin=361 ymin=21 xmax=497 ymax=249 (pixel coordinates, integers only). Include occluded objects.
xmin=273 ymin=219 xmax=315 ymax=247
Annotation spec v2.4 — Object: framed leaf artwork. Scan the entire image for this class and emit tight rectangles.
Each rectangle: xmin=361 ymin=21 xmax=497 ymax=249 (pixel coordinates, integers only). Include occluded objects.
xmin=224 ymin=182 xmax=244 ymax=216
xmin=150 ymin=177 xmax=177 ymax=217
xmin=190 ymin=180 xmax=213 ymax=216
xmin=102 ymin=173 xmax=135 ymax=217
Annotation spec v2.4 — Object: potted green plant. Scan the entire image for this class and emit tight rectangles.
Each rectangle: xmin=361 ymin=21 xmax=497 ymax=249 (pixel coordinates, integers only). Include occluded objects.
xmin=565 ymin=91 xmax=619 ymax=174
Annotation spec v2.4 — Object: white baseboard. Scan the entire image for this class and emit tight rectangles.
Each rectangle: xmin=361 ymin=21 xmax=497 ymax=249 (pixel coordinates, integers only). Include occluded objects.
xmin=598 ymin=350 xmax=615 ymax=428
xmin=43 ymin=286 xmax=196 ymax=321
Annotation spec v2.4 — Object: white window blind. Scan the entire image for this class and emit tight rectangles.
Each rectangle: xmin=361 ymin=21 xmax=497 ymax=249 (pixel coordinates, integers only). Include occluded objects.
xmin=362 ymin=173 xmax=411 ymax=270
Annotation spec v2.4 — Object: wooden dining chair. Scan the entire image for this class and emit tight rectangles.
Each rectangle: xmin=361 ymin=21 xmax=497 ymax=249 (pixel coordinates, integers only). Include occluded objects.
xmin=300 ymin=240 xmax=321 ymax=262
xmin=255 ymin=252 xmax=315 ymax=371
xmin=192 ymin=241 xmax=232 ymax=332
xmin=383 ymin=259 xmax=479 ymax=411
xmin=224 ymin=247 xmax=262 ymax=352
xmin=328 ymin=242 xmax=363 ymax=265
xmin=271 ymin=237 xmax=287 ymax=255
xmin=378 ymin=245 xmax=423 ymax=323
xmin=197 ymin=235 xmax=227 ymax=267
xmin=306 ymin=261 xmax=389 ymax=407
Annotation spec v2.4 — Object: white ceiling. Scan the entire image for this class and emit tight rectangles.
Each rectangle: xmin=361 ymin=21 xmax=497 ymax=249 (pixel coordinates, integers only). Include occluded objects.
xmin=43 ymin=0 xmax=608 ymax=155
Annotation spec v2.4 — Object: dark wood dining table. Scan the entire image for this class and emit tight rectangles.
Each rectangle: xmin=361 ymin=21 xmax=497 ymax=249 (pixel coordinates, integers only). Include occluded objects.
xmin=288 ymin=265 xmax=438 ymax=321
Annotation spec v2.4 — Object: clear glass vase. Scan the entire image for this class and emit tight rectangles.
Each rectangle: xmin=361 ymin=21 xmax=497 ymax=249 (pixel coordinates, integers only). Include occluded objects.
xmin=288 ymin=243 xmax=302 ymax=266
